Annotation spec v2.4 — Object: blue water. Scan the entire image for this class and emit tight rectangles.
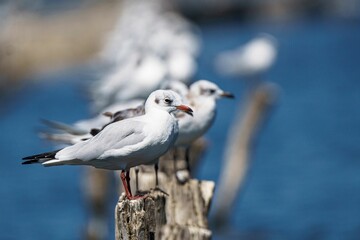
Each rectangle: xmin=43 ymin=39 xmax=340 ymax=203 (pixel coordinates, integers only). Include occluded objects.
xmin=1 ymin=19 xmax=360 ymax=239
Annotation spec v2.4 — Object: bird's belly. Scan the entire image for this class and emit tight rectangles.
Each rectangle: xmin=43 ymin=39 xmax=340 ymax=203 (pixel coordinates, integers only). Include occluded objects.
xmin=176 ymin=122 xmax=207 ymax=146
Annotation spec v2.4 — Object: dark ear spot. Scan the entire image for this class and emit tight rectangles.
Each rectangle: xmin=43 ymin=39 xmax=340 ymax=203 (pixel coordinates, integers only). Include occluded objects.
xmin=200 ymin=87 xmax=206 ymax=95
xmin=155 ymin=98 xmax=159 ymax=104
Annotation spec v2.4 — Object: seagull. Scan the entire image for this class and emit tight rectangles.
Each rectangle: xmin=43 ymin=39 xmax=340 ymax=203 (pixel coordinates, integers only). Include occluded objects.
xmin=173 ymin=80 xmax=234 ymax=182
xmin=175 ymin=80 xmax=234 ymax=146
xmin=215 ymin=33 xmax=277 ymax=80
xmin=23 ymin=90 xmax=193 ymax=199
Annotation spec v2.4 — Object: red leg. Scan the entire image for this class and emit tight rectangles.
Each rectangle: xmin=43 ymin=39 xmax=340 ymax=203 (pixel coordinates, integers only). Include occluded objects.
xmin=120 ymin=170 xmax=133 ymax=199
xmin=121 ymin=170 xmax=146 ymax=200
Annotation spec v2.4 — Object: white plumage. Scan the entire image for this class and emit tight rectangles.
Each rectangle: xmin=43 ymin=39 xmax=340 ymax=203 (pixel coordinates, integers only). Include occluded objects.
xmin=215 ymin=34 xmax=277 ymax=78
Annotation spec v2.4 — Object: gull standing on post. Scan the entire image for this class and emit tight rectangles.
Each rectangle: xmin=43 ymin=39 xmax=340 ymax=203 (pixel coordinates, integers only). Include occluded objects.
xmin=23 ymin=90 xmax=193 ymax=199
xmin=173 ymin=80 xmax=234 ymax=182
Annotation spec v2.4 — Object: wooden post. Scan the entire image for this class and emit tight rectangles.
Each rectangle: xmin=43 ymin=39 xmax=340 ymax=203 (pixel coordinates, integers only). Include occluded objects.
xmin=115 ymin=190 xmax=167 ymax=239
xmin=212 ymin=82 xmax=278 ymax=227
xmin=115 ymin=140 xmax=215 ymax=240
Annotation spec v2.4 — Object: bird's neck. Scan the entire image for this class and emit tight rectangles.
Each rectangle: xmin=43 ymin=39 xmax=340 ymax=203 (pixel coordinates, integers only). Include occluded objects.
xmin=146 ymin=107 xmax=174 ymax=122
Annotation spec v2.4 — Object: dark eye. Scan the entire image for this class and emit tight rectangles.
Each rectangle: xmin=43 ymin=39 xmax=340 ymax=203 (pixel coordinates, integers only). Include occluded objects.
xmin=164 ymin=98 xmax=172 ymax=104
xmin=209 ymin=89 xmax=216 ymax=94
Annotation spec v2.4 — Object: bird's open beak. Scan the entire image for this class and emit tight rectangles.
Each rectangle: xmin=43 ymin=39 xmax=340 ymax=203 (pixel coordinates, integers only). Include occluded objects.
xmin=176 ymin=105 xmax=193 ymax=116
xmin=221 ymin=91 xmax=235 ymax=98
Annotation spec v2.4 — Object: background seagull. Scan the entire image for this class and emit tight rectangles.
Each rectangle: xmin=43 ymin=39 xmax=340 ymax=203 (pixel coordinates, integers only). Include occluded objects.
xmin=215 ymin=33 xmax=277 ymax=80
xmin=23 ymin=90 xmax=193 ymax=199
xmin=173 ymin=80 xmax=234 ymax=182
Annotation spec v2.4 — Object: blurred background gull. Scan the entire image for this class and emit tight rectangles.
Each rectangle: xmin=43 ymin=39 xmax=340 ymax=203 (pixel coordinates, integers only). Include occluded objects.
xmin=1 ymin=0 xmax=360 ymax=239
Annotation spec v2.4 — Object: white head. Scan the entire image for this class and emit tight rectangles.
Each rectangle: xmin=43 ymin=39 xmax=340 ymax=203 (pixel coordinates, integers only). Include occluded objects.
xmin=145 ymin=90 xmax=193 ymax=115
xmin=189 ymin=80 xmax=234 ymax=100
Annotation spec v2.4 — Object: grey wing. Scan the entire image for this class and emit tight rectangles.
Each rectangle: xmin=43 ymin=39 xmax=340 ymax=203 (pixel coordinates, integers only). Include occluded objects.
xmin=55 ymin=120 xmax=146 ymax=162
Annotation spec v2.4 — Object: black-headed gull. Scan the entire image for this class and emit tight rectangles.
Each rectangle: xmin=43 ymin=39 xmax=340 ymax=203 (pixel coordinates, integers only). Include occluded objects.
xmin=23 ymin=90 xmax=193 ymax=199
xmin=175 ymin=80 xmax=234 ymax=146
xmin=173 ymin=80 xmax=234 ymax=182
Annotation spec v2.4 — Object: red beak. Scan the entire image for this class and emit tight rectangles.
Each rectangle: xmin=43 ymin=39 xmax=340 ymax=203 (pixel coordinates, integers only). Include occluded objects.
xmin=176 ymin=105 xmax=193 ymax=116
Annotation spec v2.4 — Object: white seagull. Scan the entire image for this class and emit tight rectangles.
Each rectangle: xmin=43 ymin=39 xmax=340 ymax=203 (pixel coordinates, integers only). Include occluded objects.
xmin=173 ymin=80 xmax=234 ymax=182
xmin=175 ymin=80 xmax=234 ymax=146
xmin=23 ymin=90 xmax=193 ymax=199
xmin=215 ymin=33 xmax=277 ymax=79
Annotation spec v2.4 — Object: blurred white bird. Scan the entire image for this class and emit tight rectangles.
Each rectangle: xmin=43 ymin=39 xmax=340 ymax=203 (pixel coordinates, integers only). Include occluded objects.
xmin=175 ymin=80 xmax=234 ymax=146
xmin=215 ymin=33 xmax=277 ymax=79
xmin=91 ymin=0 xmax=201 ymax=111
xmin=23 ymin=90 xmax=193 ymax=199
xmin=91 ymin=52 xmax=167 ymax=111
xmin=166 ymin=49 xmax=197 ymax=82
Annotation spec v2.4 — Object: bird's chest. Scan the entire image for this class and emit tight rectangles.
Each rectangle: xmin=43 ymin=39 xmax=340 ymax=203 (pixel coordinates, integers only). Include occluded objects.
xmin=145 ymin=117 xmax=177 ymax=146
xmin=184 ymin=103 xmax=216 ymax=133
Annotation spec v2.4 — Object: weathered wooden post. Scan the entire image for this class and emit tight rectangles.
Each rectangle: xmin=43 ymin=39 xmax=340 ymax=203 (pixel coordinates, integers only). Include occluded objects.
xmin=115 ymin=190 xmax=167 ymax=239
xmin=115 ymin=140 xmax=215 ymax=240
xmin=212 ymin=82 xmax=278 ymax=227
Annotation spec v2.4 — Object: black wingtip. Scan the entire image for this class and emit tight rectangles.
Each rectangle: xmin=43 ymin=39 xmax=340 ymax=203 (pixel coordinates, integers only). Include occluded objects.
xmin=22 ymin=154 xmax=40 ymax=160
xmin=22 ymin=159 xmax=39 ymax=165
xmin=22 ymin=149 xmax=61 ymax=162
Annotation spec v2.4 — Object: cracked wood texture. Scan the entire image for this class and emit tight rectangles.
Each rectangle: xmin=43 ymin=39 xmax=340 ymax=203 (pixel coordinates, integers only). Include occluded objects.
xmin=115 ymin=139 xmax=215 ymax=240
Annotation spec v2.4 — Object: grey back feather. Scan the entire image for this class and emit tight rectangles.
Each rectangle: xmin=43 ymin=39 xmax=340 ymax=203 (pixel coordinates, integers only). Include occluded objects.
xmin=56 ymin=119 xmax=146 ymax=161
